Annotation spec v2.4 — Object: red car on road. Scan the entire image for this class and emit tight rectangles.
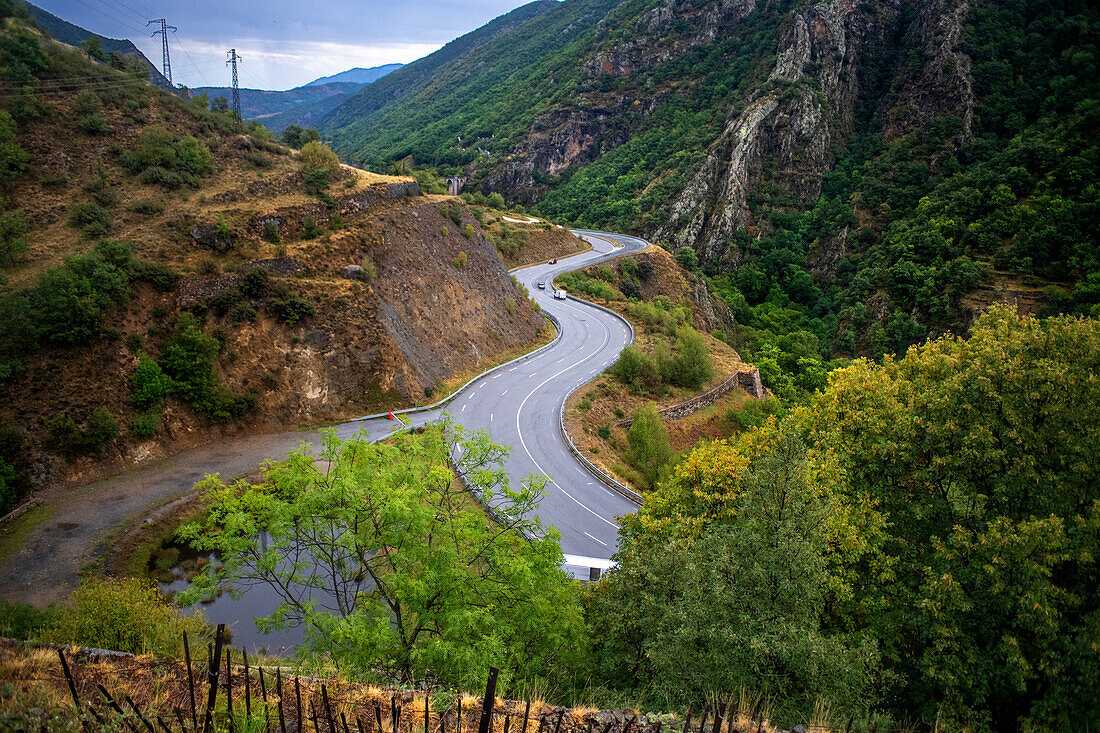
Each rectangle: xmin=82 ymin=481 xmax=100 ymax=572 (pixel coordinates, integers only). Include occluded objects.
xmin=548 ymin=258 xmax=557 ymax=264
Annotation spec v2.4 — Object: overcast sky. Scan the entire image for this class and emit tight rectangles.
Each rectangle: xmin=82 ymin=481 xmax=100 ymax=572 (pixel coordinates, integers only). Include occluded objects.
xmin=35 ymin=1 xmax=544 ymax=90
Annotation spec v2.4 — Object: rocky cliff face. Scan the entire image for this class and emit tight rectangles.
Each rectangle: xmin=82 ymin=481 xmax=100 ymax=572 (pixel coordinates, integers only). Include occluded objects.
xmin=653 ymin=0 xmax=978 ymax=266
xmin=655 ymin=0 xmax=904 ymax=264
xmin=470 ymin=0 xmax=978 ymax=274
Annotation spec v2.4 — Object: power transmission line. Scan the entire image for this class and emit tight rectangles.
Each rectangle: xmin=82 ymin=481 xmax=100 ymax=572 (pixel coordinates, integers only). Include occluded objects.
xmin=171 ymin=32 xmax=209 ymax=87
xmin=66 ymin=0 xmax=148 ymax=36
xmin=147 ymin=18 xmax=177 ymax=85
xmin=226 ymin=48 xmax=242 ymax=127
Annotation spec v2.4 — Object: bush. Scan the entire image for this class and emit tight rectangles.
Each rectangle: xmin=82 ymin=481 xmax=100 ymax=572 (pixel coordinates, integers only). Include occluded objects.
xmin=46 ymin=408 xmax=118 ymax=457
xmin=269 ymin=285 xmax=315 ymax=326
xmin=67 ymin=200 xmax=112 ymax=236
xmin=301 ymin=213 xmax=321 ymax=239
xmin=120 ymin=126 xmax=209 ymax=188
xmin=329 ymin=212 xmax=344 ymax=230
xmin=157 ymin=313 xmax=253 ymax=423
xmin=668 ymin=327 xmax=714 ymax=390
xmin=462 ymin=223 xmax=474 ymax=239
xmin=239 ymin=267 xmax=269 ymax=298
xmin=131 ymin=260 xmax=179 ymax=291
xmin=304 ymin=168 xmax=330 ymax=193
xmin=625 ymin=403 xmax=672 ymax=490
xmin=610 ymin=345 xmax=658 ymax=389
xmin=453 ymin=251 xmax=468 ymax=268
xmin=487 ymin=192 xmax=505 ymax=209
xmin=129 ymin=407 xmax=161 ymax=437
xmin=49 ymin=577 xmax=211 ymax=657
xmin=0 ymin=208 xmax=27 ymax=266
xmin=360 ymin=257 xmax=377 ymax=280
xmin=0 ymin=110 xmax=28 ymax=189
xmin=131 ymin=354 xmax=173 ymax=408
xmin=299 ymin=141 xmax=340 ymax=175
xmin=28 ymin=239 xmax=132 ymax=345
xmin=263 ymin=221 xmax=280 ymax=244
xmin=620 ymin=276 xmax=642 ymax=300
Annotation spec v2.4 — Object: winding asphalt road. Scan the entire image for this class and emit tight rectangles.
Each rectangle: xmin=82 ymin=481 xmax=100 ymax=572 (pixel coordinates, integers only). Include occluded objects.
xmin=408 ymin=229 xmax=648 ymax=568
xmin=0 ymin=228 xmax=645 ymax=606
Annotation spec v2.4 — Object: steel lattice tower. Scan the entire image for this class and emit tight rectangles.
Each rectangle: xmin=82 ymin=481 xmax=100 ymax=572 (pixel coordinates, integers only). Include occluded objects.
xmin=147 ymin=19 xmax=176 ymax=85
xmin=227 ymin=49 xmax=242 ymax=126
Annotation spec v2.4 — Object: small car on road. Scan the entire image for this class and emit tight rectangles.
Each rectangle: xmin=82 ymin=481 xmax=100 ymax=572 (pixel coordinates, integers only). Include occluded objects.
xmin=548 ymin=258 xmax=557 ymax=264
xmin=537 ymin=281 xmax=546 ymax=289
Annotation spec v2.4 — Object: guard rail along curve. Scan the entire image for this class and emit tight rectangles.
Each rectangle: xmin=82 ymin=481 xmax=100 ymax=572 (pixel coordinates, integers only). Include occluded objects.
xmin=557 ymin=295 xmax=645 ymax=506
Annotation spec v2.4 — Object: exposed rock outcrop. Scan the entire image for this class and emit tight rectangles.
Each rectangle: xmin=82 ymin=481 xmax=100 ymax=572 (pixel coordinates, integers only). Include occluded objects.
xmin=655 ymin=0 xmax=901 ymax=265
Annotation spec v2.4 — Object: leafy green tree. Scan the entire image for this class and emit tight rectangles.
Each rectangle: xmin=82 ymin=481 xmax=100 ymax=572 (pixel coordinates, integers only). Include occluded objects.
xmin=0 ymin=111 xmax=28 ymax=188
xmin=299 ymin=140 xmax=340 ymax=175
xmin=625 ymin=403 xmax=672 ymax=489
xmin=609 ymin=345 xmax=656 ymax=389
xmin=667 ymin=326 xmax=713 ymax=389
xmin=590 ymin=422 xmax=879 ymax=722
xmin=674 ymin=245 xmax=698 ymax=272
xmin=178 ymin=420 xmax=586 ymax=689
xmin=282 ymin=124 xmax=303 ymax=147
xmin=0 ymin=208 xmax=27 ymax=265
xmin=80 ymin=37 xmax=105 ymax=62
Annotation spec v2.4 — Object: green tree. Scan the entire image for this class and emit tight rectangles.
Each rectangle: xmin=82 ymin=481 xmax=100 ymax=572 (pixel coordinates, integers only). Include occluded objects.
xmin=0 ymin=111 xmax=28 ymax=188
xmin=178 ymin=420 xmax=586 ymax=690
xmin=0 ymin=208 xmax=27 ymax=266
xmin=668 ymin=326 xmax=713 ymax=389
xmin=80 ymin=37 xmax=105 ymax=62
xmin=590 ymin=422 xmax=879 ymax=722
xmin=625 ymin=403 xmax=672 ymax=489
xmin=299 ymin=140 xmax=340 ymax=175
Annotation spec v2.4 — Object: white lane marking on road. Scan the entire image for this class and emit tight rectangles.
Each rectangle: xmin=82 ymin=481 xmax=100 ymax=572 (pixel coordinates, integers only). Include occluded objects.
xmin=507 ymin=367 xmax=518 ymax=372
xmin=501 ymin=389 xmax=508 ymax=396
xmin=515 ymin=312 xmax=618 ymax=529
xmin=461 ymin=403 xmax=466 ymax=412
xmin=490 ymin=413 xmax=494 ymax=423
xmin=493 ymin=373 xmax=502 ymax=379
xmin=584 ymin=532 xmax=608 ymax=547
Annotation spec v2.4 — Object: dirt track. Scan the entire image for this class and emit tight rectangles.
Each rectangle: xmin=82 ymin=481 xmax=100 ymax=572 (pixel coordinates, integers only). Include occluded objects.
xmin=0 ymin=417 xmax=394 ymax=606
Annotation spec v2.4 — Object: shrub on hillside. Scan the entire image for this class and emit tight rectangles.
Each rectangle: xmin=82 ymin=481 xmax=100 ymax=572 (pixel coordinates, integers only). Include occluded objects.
xmin=0 ymin=111 xmax=28 ymax=189
xmin=625 ymin=403 xmax=672 ymax=490
xmin=0 ymin=208 xmax=27 ymax=266
xmin=49 ymin=577 xmax=211 ymax=657
xmin=46 ymin=408 xmax=118 ymax=457
xmin=120 ymin=126 xmax=210 ymax=189
xmin=67 ymin=200 xmax=112 ymax=237
xmin=299 ymin=141 xmax=340 ymax=175
xmin=269 ymin=285 xmax=315 ymax=326
xmin=610 ymin=345 xmax=658 ymax=391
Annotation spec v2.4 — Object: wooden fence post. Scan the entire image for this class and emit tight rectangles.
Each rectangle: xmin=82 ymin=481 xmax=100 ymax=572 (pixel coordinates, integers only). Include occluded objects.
xmin=241 ymin=648 xmax=251 ymax=720
xmin=477 ymin=668 xmax=499 ymax=733
xmin=225 ymin=649 xmax=234 ymax=729
xmin=183 ymin=631 xmax=198 ymax=732
xmin=521 ymin=701 xmax=530 ymax=733
xmin=204 ymin=624 xmax=225 ymax=733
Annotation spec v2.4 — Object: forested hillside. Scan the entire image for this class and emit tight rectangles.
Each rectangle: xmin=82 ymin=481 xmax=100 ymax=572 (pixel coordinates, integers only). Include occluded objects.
xmin=322 ymin=0 xmax=1100 ymax=379
xmin=0 ymin=7 xmax=542 ymax=512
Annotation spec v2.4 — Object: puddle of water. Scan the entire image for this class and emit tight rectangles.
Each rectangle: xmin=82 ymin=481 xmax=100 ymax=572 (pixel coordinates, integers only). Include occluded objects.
xmin=154 ymin=536 xmax=344 ymax=657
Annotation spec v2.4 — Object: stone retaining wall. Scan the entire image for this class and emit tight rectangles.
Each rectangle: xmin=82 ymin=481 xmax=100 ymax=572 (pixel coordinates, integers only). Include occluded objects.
xmin=617 ymin=366 xmax=763 ymax=428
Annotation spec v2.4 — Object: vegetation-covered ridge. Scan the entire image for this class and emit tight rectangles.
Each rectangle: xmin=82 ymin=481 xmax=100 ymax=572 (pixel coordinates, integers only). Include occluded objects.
xmin=3 ymin=306 xmax=1094 ymax=732
xmin=320 ymin=0 xmax=1099 ymax=374
xmin=0 ymin=10 xmax=542 ymax=514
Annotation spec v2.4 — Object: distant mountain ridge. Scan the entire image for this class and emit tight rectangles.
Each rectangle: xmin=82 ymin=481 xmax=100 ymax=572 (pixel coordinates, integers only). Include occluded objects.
xmin=305 ymin=64 xmax=402 ymax=87
xmin=191 ymin=64 xmax=402 ymax=134
xmin=19 ymin=1 xmax=171 ymax=89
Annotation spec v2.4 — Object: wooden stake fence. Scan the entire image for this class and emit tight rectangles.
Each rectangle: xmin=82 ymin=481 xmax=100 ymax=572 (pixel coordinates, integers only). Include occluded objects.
xmin=47 ymin=631 xmax=773 ymax=733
